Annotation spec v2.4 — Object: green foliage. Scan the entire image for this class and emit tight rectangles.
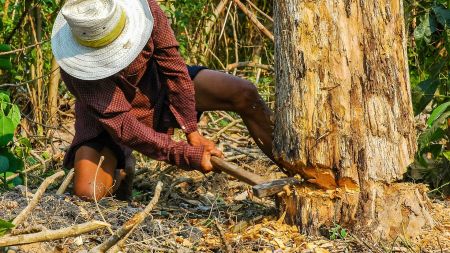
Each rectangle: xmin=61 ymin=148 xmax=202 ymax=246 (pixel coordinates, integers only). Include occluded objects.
xmin=0 ymin=218 xmax=14 ymax=236
xmin=0 ymin=91 xmax=28 ymax=189
xmin=0 ymin=44 xmax=12 ymax=70
xmin=409 ymin=104 xmax=450 ymax=196
xmin=329 ymin=223 xmax=347 ymax=240
xmin=406 ymin=0 xmax=450 ymax=196
xmin=159 ymin=0 xmax=210 ymax=57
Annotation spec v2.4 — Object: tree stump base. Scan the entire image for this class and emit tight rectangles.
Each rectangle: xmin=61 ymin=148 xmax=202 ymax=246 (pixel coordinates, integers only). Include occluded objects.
xmin=277 ymin=183 xmax=435 ymax=240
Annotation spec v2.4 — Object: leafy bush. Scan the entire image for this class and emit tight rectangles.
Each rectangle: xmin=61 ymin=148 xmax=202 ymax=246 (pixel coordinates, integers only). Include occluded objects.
xmin=0 ymin=91 xmax=29 ymax=189
xmin=406 ymin=1 xmax=450 ymax=196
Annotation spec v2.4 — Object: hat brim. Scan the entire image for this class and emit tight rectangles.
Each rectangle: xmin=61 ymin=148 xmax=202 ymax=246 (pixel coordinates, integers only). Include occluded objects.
xmin=51 ymin=0 xmax=153 ymax=81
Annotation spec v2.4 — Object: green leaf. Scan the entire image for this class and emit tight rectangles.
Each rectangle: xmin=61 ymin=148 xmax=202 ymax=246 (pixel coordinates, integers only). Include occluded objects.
xmin=418 ymin=126 xmax=446 ymax=150
xmin=0 ymin=116 xmax=15 ymax=147
xmin=443 ymin=151 xmax=450 ymax=161
xmin=414 ymin=13 xmax=437 ymax=43
xmin=0 ymin=149 xmax=24 ymax=173
xmin=412 ymin=78 xmax=441 ymax=115
xmin=340 ymin=228 xmax=348 ymax=239
xmin=13 ymin=137 xmax=31 ymax=158
xmin=7 ymin=104 xmax=21 ymax=126
xmin=0 ymin=44 xmax=11 ymax=52
xmin=433 ymin=6 xmax=450 ymax=26
xmin=0 ymin=155 xmax=9 ymax=173
xmin=11 ymin=176 xmax=22 ymax=186
xmin=0 ymin=218 xmax=15 ymax=236
xmin=0 ymin=92 xmax=10 ymax=103
xmin=0 ymin=44 xmax=12 ymax=70
xmin=427 ymin=102 xmax=450 ymax=127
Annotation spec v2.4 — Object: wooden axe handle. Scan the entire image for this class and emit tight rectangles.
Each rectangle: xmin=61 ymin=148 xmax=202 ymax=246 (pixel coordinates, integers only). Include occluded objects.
xmin=210 ymin=157 xmax=266 ymax=186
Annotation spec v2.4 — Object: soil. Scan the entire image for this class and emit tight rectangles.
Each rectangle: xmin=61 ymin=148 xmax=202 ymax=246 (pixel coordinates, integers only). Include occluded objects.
xmin=0 ymin=116 xmax=449 ymax=252
xmin=0 ymin=158 xmax=449 ymax=252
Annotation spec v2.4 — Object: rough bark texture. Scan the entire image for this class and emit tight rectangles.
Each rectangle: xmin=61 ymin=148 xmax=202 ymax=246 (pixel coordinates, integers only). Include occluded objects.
xmin=273 ymin=0 xmax=431 ymax=239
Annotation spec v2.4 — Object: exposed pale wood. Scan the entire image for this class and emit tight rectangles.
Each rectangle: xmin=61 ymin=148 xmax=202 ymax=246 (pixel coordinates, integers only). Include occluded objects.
xmin=0 ymin=221 xmax=110 ymax=247
xmin=278 ymin=183 xmax=434 ymax=239
xmin=273 ymin=0 xmax=415 ymax=183
xmin=252 ymin=178 xmax=301 ymax=198
xmin=56 ymin=168 xmax=75 ymax=195
xmin=89 ymin=181 xmax=163 ymax=253
xmin=272 ymin=0 xmax=426 ymax=237
xmin=12 ymin=171 xmax=65 ymax=226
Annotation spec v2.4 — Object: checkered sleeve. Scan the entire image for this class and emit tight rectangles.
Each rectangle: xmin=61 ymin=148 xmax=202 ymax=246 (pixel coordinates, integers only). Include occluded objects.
xmin=61 ymin=71 xmax=204 ymax=170
xmin=150 ymin=0 xmax=199 ymax=134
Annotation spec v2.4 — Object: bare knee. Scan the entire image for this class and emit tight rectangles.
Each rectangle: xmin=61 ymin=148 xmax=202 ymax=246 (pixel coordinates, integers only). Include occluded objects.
xmin=73 ymin=181 xmax=109 ymax=201
xmin=232 ymin=80 xmax=260 ymax=113
xmin=73 ymin=145 xmax=117 ymax=201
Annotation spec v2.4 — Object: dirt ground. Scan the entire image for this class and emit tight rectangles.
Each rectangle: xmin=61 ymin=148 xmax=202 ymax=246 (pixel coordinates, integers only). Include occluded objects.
xmin=0 ymin=115 xmax=449 ymax=252
xmin=0 ymin=157 xmax=449 ymax=253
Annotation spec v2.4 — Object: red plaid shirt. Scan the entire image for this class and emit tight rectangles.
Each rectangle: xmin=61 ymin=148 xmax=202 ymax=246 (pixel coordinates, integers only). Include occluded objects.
xmin=61 ymin=0 xmax=203 ymax=170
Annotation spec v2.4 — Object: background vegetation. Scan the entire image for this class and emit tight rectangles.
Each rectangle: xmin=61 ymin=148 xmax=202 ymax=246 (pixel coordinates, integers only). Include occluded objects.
xmin=0 ymin=0 xmax=448 ymax=197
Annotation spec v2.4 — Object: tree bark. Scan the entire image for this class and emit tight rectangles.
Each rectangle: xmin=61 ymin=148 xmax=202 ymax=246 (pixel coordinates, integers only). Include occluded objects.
xmin=273 ymin=0 xmax=432 ymax=239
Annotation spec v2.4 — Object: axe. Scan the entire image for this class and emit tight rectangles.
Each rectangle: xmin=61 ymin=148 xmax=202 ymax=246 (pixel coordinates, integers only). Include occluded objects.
xmin=210 ymin=157 xmax=301 ymax=198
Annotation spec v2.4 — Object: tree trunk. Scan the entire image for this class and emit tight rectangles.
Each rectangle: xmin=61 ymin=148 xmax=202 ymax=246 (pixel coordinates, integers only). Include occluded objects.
xmin=273 ymin=0 xmax=433 ymax=239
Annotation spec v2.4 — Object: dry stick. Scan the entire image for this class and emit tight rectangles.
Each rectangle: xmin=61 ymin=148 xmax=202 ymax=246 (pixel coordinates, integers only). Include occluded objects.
xmin=218 ymin=1 xmax=233 ymax=41
xmin=233 ymin=0 xmax=274 ymax=41
xmin=214 ymin=220 xmax=232 ymax=253
xmin=205 ymin=0 xmax=230 ymax=36
xmin=224 ymin=144 xmax=259 ymax=159
xmin=30 ymin=150 xmax=47 ymax=172
xmin=10 ymin=225 xmax=47 ymax=236
xmin=0 ymin=67 xmax=60 ymax=88
xmin=89 ymin=181 xmax=164 ymax=253
xmin=56 ymin=168 xmax=75 ymax=195
xmin=93 ymin=156 xmax=114 ymax=235
xmin=0 ymin=221 xmax=110 ymax=247
xmin=245 ymin=0 xmax=273 ymax=22
xmin=6 ymin=159 xmax=51 ymax=181
xmin=12 ymin=170 xmax=65 ymax=226
xmin=0 ymin=40 xmax=49 ymax=56
xmin=211 ymin=119 xmax=243 ymax=142
xmin=231 ymin=5 xmax=239 ymax=76
xmin=225 ymin=154 xmax=247 ymax=162
xmin=226 ymin=61 xmax=273 ymax=71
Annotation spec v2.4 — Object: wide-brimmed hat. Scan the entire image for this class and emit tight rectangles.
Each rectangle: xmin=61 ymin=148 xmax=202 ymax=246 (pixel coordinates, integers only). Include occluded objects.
xmin=51 ymin=0 xmax=153 ymax=80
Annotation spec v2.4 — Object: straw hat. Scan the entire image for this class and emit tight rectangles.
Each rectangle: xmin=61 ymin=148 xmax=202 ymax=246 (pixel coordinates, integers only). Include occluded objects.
xmin=51 ymin=0 xmax=153 ymax=80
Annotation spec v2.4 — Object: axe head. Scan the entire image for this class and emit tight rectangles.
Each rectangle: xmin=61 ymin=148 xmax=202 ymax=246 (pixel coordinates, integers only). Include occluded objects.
xmin=252 ymin=177 xmax=302 ymax=198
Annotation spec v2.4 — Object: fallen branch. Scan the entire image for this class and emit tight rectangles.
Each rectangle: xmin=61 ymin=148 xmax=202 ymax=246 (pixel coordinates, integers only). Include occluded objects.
xmin=56 ymin=168 xmax=75 ymax=195
xmin=89 ymin=181 xmax=164 ymax=253
xmin=212 ymin=119 xmax=242 ymax=142
xmin=226 ymin=61 xmax=273 ymax=71
xmin=6 ymin=159 xmax=51 ymax=181
xmin=10 ymin=225 xmax=47 ymax=236
xmin=0 ymin=221 xmax=110 ymax=247
xmin=233 ymin=0 xmax=274 ymax=41
xmin=225 ymin=154 xmax=247 ymax=162
xmin=12 ymin=170 xmax=65 ymax=226
xmin=214 ymin=220 xmax=232 ymax=253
